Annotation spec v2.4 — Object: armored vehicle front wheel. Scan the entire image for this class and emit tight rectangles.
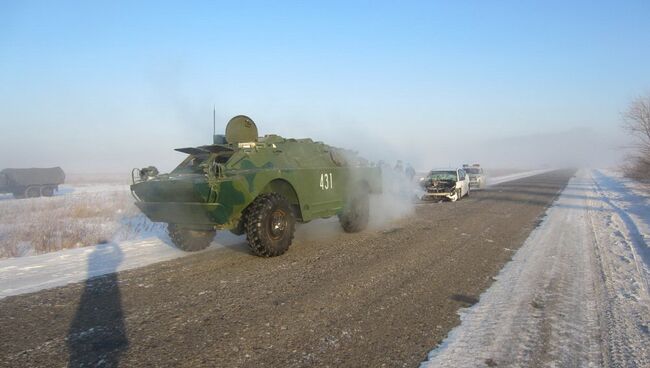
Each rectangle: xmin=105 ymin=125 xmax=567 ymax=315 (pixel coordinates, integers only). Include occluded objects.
xmin=245 ymin=193 xmax=296 ymax=257
xmin=167 ymin=224 xmax=215 ymax=252
xmin=338 ymin=189 xmax=369 ymax=233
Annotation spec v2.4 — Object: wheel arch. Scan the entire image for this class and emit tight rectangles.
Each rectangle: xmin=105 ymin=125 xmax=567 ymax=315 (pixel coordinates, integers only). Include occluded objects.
xmin=260 ymin=178 xmax=303 ymax=220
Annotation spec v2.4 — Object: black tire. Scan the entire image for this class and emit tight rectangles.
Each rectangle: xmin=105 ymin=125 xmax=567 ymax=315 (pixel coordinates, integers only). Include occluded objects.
xmin=167 ymin=224 xmax=215 ymax=252
xmin=338 ymin=188 xmax=370 ymax=233
xmin=25 ymin=186 xmax=41 ymax=198
xmin=466 ymin=186 xmax=470 ymax=197
xmin=245 ymin=193 xmax=296 ymax=257
xmin=40 ymin=186 xmax=55 ymax=197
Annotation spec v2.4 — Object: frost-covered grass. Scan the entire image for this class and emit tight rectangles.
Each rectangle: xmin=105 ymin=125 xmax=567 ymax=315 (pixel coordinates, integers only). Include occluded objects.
xmin=0 ymin=185 xmax=164 ymax=259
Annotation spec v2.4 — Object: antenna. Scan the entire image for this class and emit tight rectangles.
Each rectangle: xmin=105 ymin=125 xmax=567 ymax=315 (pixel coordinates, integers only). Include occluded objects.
xmin=213 ymin=105 xmax=216 ymax=136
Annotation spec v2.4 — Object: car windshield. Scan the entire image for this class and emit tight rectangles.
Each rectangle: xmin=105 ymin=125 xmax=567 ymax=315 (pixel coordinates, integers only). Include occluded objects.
xmin=427 ymin=171 xmax=457 ymax=180
xmin=465 ymin=168 xmax=480 ymax=174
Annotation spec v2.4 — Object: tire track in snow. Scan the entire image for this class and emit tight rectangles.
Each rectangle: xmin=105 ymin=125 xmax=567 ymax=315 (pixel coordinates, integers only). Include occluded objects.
xmin=591 ymin=170 xmax=650 ymax=299
xmin=587 ymin=171 xmax=650 ymax=367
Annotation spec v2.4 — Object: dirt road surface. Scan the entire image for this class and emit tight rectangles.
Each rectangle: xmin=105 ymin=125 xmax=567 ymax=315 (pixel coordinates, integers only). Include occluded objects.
xmin=0 ymin=170 xmax=574 ymax=368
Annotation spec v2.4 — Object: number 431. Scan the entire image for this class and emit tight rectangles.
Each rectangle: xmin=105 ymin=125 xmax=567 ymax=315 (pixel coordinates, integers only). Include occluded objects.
xmin=320 ymin=173 xmax=333 ymax=190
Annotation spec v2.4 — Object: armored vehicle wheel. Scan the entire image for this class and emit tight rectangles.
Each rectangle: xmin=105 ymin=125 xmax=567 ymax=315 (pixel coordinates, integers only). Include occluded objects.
xmin=338 ymin=189 xmax=369 ymax=233
xmin=25 ymin=186 xmax=41 ymax=198
xmin=245 ymin=193 xmax=296 ymax=257
xmin=40 ymin=186 xmax=55 ymax=197
xmin=167 ymin=224 xmax=215 ymax=252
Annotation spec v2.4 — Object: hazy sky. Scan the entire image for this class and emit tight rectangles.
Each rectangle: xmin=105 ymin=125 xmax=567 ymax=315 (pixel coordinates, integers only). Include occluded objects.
xmin=1 ymin=1 xmax=648 ymax=172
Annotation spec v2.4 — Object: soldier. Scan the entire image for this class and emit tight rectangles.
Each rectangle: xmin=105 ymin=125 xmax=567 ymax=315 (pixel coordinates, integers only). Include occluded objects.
xmin=405 ymin=164 xmax=416 ymax=181
xmin=394 ymin=160 xmax=404 ymax=174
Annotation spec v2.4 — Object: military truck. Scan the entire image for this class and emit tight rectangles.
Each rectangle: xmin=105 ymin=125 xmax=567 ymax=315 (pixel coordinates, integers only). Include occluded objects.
xmin=131 ymin=115 xmax=382 ymax=257
xmin=0 ymin=167 xmax=65 ymax=198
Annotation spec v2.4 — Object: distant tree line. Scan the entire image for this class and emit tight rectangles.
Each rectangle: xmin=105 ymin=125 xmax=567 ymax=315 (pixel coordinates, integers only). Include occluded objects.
xmin=622 ymin=94 xmax=650 ymax=180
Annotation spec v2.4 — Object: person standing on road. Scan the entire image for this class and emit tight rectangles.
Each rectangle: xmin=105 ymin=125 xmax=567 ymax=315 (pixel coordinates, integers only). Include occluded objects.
xmin=394 ymin=160 xmax=404 ymax=174
xmin=405 ymin=164 xmax=416 ymax=181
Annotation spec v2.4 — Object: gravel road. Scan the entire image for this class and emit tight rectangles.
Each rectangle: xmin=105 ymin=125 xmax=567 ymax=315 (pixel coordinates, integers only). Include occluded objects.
xmin=0 ymin=169 xmax=575 ymax=368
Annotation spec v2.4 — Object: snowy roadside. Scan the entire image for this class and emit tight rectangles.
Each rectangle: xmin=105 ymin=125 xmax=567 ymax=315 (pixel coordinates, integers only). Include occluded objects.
xmin=0 ymin=169 xmax=552 ymax=300
xmin=421 ymin=169 xmax=650 ymax=367
xmin=0 ymin=184 xmax=163 ymax=258
xmin=0 ymin=233 xmax=245 ymax=299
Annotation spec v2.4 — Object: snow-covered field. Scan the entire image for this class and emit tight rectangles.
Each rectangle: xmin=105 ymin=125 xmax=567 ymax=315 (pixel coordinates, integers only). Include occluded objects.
xmin=422 ymin=169 xmax=650 ymax=367
xmin=0 ymin=184 xmax=163 ymax=258
xmin=0 ymin=169 xmax=549 ymax=300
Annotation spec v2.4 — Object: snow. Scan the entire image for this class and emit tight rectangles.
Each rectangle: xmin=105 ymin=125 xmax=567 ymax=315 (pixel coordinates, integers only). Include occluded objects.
xmin=0 ymin=183 xmax=126 ymax=201
xmin=422 ymin=169 xmax=650 ymax=367
xmin=0 ymin=170 xmax=550 ymax=299
xmin=0 ymin=233 xmax=244 ymax=299
xmin=0 ymin=184 xmax=164 ymax=258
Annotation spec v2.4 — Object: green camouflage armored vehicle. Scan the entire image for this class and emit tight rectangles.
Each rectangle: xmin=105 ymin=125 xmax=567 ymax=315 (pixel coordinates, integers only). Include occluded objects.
xmin=131 ymin=115 xmax=382 ymax=256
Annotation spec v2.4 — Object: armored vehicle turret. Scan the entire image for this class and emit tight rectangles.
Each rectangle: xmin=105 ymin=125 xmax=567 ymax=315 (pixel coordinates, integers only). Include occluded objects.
xmin=131 ymin=115 xmax=382 ymax=256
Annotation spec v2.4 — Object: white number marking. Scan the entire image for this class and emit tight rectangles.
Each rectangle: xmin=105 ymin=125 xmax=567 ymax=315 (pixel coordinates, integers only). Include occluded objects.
xmin=320 ymin=173 xmax=334 ymax=190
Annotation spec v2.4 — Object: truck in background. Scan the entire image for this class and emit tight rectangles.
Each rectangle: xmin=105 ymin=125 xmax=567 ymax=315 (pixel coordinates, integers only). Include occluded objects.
xmin=0 ymin=167 xmax=65 ymax=198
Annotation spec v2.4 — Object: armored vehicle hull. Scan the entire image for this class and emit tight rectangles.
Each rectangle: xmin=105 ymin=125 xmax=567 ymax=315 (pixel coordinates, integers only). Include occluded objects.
xmin=131 ymin=116 xmax=381 ymax=256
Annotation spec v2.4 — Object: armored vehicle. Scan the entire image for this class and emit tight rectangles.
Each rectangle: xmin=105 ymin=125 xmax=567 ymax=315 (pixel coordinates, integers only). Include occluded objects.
xmin=0 ymin=167 xmax=65 ymax=198
xmin=131 ymin=115 xmax=382 ymax=256
xmin=420 ymin=168 xmax=470 ymax=201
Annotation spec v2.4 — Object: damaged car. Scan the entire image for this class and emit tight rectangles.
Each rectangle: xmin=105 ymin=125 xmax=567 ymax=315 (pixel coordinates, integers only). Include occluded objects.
xmin=419 ymin=168 xmax=470 ymax=202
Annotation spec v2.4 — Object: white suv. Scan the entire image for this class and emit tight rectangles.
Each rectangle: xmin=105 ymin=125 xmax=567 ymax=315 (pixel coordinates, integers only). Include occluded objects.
xmin=463 ymin=164 xmax=486 ymax=189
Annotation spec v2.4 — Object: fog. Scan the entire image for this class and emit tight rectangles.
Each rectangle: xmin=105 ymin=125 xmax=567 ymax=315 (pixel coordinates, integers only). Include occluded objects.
xmin=0 ymin=1 xmax=645 ymax=177
xmin=0 ymin=110 xmax=630 ymax=175
xmin=289 ymin=121 xmax=629 ymax=173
